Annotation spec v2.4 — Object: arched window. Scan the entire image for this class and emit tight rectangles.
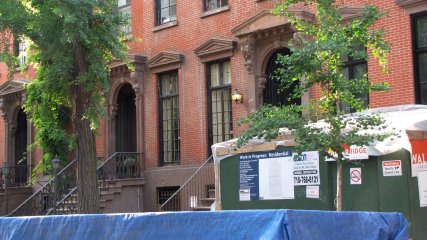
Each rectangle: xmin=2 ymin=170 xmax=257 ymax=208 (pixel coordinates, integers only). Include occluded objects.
xmin=263 ymin=48 xmax=301 ymax=106
xmin=115 ymin=83 xmax=136 ymax=152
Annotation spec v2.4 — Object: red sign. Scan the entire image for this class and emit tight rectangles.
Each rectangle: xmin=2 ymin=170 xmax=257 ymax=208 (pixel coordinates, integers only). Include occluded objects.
xmin=383 ymin=160 xmax=401 ymax=167
xmin=410 ymin=140 xmax=427 ymax=177
xmin=342 ymin=144 xmax=369 ymax=160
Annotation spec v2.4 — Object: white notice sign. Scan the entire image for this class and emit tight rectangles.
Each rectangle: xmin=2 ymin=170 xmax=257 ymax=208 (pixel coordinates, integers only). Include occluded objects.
xmin=343 ymin=145 xmax=369 ymax=160
xmin=259 ymin=156 xmax=294 ymax=200
xmin=306 ymin=186 xmax=320 ymax=199
xmin=239 ymin=189 xmax=250 ymax=201
xmin=382 ymin=160 xmax=402 ymax=177
xmin=293 ymin=151 xmax=320 ymax=186
xmin=350 ymin=168 xmax=362 ymax=185
xmin=418 ymin=170 xmax=427 ymax=207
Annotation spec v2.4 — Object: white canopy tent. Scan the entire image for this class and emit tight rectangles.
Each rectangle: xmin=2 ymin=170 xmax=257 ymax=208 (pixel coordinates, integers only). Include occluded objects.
xmin=212 ymin=104 xmax=427 ymax=163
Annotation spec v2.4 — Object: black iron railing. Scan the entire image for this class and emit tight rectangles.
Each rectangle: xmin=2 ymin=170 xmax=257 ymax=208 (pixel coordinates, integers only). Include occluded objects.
xmin=46 ymin=187 xmax=78 ymax=215
xmin=97 ymin=152 xmax=142 ymax=191
xmin=49 ymin=152 xmax=142 ymax=215
xmin=7 ymin=160 xmax=76 ymax=216
xmin=159 ymin=156 xmax=214 ymax=211
xmin=0 ymin=165 xmax=32 ymax=192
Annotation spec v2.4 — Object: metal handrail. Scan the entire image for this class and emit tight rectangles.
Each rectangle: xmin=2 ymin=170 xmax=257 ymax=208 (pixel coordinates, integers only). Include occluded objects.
xmin=0 ymin=165 xmax=34 ymax=191
xmin=6 ymin=160 xmax=76 ymax=216
xmin=160 ymin=155 xmax=214 ymax=211
xmin=49 ymin=152 xmax=142 ymax=215
xmin=46 ymin=187 xmax=77 ymax=215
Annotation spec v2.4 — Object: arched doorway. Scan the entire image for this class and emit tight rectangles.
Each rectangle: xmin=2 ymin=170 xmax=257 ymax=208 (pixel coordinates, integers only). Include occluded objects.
xmin=263 ymin=48 xmax=301 ymax=106
xmin=14 ymin=108 xmax=27 ymax=183
xmin=115 ymin=84 xmax=136 ymax=152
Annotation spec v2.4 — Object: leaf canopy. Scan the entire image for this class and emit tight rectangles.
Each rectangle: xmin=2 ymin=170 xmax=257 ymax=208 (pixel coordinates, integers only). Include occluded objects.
xmin=238 ymin=0 xmax=394 ymax=160
xmin=0 ymin=0 xmax=129 ymax=170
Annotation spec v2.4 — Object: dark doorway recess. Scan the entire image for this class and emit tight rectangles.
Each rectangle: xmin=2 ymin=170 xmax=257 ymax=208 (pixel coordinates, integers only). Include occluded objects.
xmin=14 ymin=108 xmax=27 ymax=183
xmin=263 ymin=48 xmax=301 ymax=106
xmin=116 ymin=84 xmax=136 ymax=152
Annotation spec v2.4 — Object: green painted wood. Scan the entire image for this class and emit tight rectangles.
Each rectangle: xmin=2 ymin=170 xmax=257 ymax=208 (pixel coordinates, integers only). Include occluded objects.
xmin=220 ymin=147 xmax=333 ymax=210
xmin=220 ymin=148 xmax=427 ymax=239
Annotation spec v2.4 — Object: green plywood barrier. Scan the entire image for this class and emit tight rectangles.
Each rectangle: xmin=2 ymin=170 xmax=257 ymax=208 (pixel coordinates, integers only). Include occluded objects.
xmin=220 ymin=147 xmax=333 ymax=211
xmin=219 ymin=148 xmax=427 ymax=239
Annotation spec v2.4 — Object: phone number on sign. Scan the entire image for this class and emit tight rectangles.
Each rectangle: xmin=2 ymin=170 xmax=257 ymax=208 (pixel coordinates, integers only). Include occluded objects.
xmin=294 ymin=176 xmax=319 ymax=184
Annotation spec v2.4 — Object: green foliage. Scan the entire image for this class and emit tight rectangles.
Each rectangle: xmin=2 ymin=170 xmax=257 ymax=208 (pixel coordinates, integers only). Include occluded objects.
xmin=238 ymin=0 xmax=395 ymax=160
xmin=0 ymin=0 xmax=129 ymax=172
xmin=237 ymin=104 xmax=306 ymax=147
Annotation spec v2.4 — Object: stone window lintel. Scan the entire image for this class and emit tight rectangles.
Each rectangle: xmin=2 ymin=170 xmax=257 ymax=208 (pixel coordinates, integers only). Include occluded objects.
xmin=195 ymin=38 xmax=236 ymax=62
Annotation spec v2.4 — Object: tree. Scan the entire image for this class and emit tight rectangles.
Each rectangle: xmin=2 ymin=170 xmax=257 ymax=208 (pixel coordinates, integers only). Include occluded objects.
xmin=237 ymin=0 xmax=394 ymax=211
xmin=0 ymin=0 xmax=128 ymax=213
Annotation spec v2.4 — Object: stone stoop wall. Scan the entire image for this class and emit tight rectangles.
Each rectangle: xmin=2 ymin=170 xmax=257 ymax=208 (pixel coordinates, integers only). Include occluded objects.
xmin=0 ymin=187 xmax=32 ymax=215
xmin=100 ymin=179 xmax=145 ymax=214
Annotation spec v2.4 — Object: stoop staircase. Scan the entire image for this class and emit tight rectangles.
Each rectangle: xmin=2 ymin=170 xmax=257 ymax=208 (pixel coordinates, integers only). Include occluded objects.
xmin=159 ymin=156 xmax=215 ymax=212
xmin=7 ymin=152 xmax=143 ymax=216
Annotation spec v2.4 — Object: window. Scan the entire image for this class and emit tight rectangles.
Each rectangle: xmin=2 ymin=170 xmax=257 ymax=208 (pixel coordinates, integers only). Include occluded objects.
xmin=14 ymin=39 xmax=27 ymax=67
xmin=159 ymin=71 xmax=180 ymax=165
xmin=118 ymin=0 xmax=131 ymax=34
xmin=413 ymin=12 xmax=427 ymax=104
xmin=204 ymin=0 xmax=228 ymax=12
xmin=264 ymin=48 xmax=301 ymax=106
xmin=341 ymin=45 xmax=368 ymax=113
xmin=156 ymin=0 xmax=176 ymax=25
xmin=207 ymin=60 xmax=232 ymax=150
xmin=157 ymin=186 xmax=180 ymax=210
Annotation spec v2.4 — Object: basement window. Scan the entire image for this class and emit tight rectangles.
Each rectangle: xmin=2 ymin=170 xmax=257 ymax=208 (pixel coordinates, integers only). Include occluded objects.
xmin=157 ymin=186 xmax=180 ymax=211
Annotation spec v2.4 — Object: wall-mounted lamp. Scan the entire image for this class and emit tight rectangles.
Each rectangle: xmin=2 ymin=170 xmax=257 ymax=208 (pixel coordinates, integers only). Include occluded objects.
xmin=231 ymin=89 xmax=243 ymax=103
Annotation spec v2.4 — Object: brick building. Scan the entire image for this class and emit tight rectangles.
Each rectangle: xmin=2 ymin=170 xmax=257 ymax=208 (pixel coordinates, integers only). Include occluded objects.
xmin=0 ymin=0 xmax=426 ymax=213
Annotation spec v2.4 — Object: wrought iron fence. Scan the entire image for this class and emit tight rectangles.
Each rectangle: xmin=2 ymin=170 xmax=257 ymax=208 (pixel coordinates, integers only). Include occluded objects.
xmin=159 ymin=156 xmax=214 ymax=211
xmin=46 ymin=187 xmax=78 ymax=215
xmin=49 ymin=152 xmax=142 ymax=215
xmin=98 ymin=152 xmax=142 ymax=191
xmin=0 ymin=165 xmax=33 ymax=193
xmin=7 ymin=160 xmax=76 ymax=216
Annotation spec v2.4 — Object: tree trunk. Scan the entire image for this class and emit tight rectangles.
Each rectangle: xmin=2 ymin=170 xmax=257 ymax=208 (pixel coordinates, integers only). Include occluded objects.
xmin=73 ymin=84 xmax=99 ymax=214
xmin=336 ymin=159 xmax=343 ymax=211
xmin=71 ymin=37 xmax=99 ymax=213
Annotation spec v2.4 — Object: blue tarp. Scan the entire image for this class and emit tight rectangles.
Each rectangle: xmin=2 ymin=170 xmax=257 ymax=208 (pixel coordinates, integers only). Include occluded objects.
xmin=0 ymin=210 xmax=408 ymax=240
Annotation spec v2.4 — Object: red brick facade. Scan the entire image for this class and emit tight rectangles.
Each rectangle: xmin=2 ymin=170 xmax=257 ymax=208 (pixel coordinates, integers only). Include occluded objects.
xmin=0 ymin=0 xmax=426 ymax=211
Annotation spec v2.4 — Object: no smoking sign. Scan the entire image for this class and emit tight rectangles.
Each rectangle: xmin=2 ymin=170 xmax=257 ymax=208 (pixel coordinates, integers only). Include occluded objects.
xmin=350 ymin=168 xmax=362 ymax=185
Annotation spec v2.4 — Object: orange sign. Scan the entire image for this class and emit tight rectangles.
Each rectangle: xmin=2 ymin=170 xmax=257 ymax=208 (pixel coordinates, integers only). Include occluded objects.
xmin=410 ymin=140 xmax=427 ymax=177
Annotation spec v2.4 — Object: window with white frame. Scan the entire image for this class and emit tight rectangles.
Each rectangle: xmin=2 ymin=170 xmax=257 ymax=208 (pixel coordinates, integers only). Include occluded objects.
xmin=155 ymin=0 xmax=176 ymax=25
xmin=118 ymin=0 xmax=131 ymax=34
xmin=204 ymin=0 xmax=228 ymax=12
xmin=14 ymin=39 xmax=27 ymax=67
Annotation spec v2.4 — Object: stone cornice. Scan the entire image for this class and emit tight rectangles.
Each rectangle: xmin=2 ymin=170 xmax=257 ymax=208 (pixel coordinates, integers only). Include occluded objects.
xmin=147 ymin=51 xmax=184 ymax=73
xmin=0 ymin=79 xmax=27 ymax=98
xmin=109 ymin=54 xmax=147 ymax=76
xmin=395 ymin=0 xmax=427 ymax=14
xmin=338 ymin=5 xmax=365 ymax=20
xmin=396 ymin=0 xmax=426 ymax=8
xmin=232 ymin=9 xmax=314 ymax=38
xmin=194 ymin=38 xmax=236 ymax=62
